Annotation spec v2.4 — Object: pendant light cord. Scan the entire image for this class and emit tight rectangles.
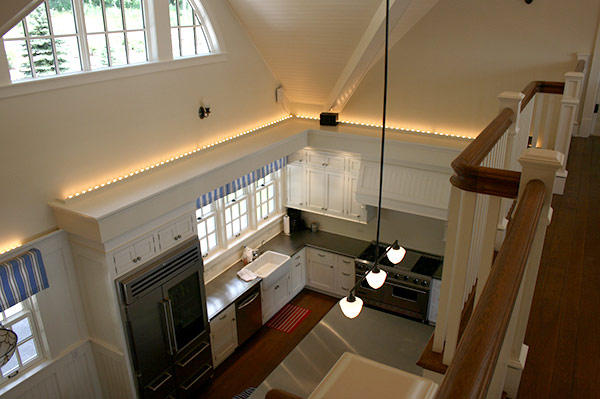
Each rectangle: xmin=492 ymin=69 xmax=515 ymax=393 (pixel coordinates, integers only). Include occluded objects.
xmin=374 ymin=0 xmax=390 ymax=265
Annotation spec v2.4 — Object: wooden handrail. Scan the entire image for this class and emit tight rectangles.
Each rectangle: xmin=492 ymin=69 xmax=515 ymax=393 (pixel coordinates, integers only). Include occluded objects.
xmin=520 ymin=81 xmax=564 ymax=111
xmin=576 ymin=59 xmax=586 ymax=73
xmin=450 ymin=108 xmax=521 ymax=198
xmin=434 ymin=179 xmax=546 ymax=399
xmin=451 ymin=80 xmax=563 ymax=198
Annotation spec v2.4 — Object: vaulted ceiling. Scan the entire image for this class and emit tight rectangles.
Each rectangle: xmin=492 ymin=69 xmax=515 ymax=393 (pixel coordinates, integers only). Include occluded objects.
xmin=227 ymin=0 xmax=441 ymax=113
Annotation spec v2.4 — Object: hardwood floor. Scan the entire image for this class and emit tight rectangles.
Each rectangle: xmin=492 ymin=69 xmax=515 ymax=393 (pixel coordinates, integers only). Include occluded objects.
xmin=517 ymin=137 xmax=600 ymax=399
xmin=195 ymin=290 xmax=338 ymax=399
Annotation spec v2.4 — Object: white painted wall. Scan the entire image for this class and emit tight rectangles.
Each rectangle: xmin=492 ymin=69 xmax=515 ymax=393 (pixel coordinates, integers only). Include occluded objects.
xmin=303 ymin=209 xmax=446 ymax=256
xmin=0 ymin=0 xmax=283 ymax=246
xmin=342 ymin=0 xmax=600 ymax=138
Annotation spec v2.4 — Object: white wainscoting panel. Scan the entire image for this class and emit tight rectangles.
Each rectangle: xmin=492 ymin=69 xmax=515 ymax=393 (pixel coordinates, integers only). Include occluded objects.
xmin=356 ymin=161 xmax=451 ymax=220
xmin=2 ymin=340 xmax=102 ymax=399
xmin=92 ymin=340 xmax=135 ymax=399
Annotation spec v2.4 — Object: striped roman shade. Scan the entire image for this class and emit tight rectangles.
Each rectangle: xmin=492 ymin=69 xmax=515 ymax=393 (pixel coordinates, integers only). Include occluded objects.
xmin=0 ymin=248 xmax=49 ymax=311
xmin=197 ymin=157 xmax=287 ymax=208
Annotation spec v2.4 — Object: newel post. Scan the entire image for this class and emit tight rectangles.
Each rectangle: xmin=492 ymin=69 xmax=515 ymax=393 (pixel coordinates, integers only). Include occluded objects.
xmin=553 ymin=69 xmax=584 ymax=194
xmin=496 ymin=92 xmax=525 ymax=250
xmin=501 ymin=149 xmax=564 ymax=398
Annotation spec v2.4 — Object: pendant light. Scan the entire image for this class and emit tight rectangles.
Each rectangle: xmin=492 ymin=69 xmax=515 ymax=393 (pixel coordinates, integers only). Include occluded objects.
xmin=338 ymin=0 xmax=398 ymax=318
xmin=387 ymin=242 xmax=406 ymax=264
xmin=339 ymin=293 xmax=363 ymax=319
xmin=0 ymin=324 xmax=17 ymax=367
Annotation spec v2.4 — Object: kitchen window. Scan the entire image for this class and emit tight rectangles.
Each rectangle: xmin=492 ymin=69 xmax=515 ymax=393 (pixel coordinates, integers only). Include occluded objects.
xmin=224 ymin=188 xmax=249 ymax=239
xmin=196 ymin=202 xmax=218 ymax=257
xmin=0 ymin=299 xmax=43 ymax=384
xmin=255 ymin=173 xmax=276 ymax=222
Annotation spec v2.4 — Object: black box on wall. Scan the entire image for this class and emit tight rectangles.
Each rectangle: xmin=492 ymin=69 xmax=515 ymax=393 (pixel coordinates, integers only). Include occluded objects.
xmin=320 ymin=112 xmax=339 ymax=126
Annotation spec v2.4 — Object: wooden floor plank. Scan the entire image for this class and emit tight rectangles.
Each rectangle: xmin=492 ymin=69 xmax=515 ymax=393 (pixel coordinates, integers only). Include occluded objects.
xmin=195 ymin=290 xmax=337 ymax=399
xmin=517 ymin=137 xmax=600 ymax=399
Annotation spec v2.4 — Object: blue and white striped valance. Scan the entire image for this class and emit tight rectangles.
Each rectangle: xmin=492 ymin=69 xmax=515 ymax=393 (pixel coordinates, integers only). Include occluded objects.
xmin=0 ymin=249 xmax=49 ymax=311
xmin=197 ymin=157 xmax=287 ymax=208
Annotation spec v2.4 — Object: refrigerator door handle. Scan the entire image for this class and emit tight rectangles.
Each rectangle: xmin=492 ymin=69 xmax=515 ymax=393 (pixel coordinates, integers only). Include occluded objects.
xmin=165 ymin=298 xmax=179 ymax=352
xmin=162 ymin=301 xmax=175 ymax=355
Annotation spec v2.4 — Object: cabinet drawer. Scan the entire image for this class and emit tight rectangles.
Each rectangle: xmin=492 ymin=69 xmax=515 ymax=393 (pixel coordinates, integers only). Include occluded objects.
xmin=334 ymin=255 xmax=355 ymax=274
xmin=157 ymin=214 xmax=196 ymax=252
xmin=348 ymin=157 xmax=361 ymax=174
xmin=306 ymin=151 xmax=328 ymax=168
xmin=291 ymin=248 xmax=306 ymax=264
xmin=287 ymin=151 xmax=305 ymax=164
xmin=308 ymin=248 xmax=333 ymax=264
xmin=112 ymin=234 xmax=156 ymax=275
xmin=325 ymin=155 xmax=345 ymax=172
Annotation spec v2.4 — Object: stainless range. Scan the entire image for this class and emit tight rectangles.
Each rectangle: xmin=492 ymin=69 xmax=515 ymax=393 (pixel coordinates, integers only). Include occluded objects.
xmin=355 ymin=242 xmax=442 ymax=322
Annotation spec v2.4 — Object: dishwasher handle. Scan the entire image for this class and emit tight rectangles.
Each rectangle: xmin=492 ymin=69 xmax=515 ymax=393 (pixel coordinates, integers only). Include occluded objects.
xmin=237 ymin=290 xmax=260 ymax=310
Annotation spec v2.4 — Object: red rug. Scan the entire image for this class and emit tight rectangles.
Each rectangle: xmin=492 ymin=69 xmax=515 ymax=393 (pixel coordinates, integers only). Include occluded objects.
xmin=266 ymin=304 xmax=311 ymax=333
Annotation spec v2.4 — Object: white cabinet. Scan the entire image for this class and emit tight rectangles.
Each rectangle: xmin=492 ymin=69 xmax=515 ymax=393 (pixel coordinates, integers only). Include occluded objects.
xmin=285 ymin=149 xmax=373 ymax=224
xmin=210 ymin=304 xmax=238 ymax=368
xmin=286 ymin=163 xmax=305 ymax=208
xmin=157 ymin=214 xmax=196 ymax=252
xmin=111 ymin=234 xmax=156 ymax=275
xmin=290 ymin=249 xmax=306 ymax=297
xmin=306 ymin=168 xmax=327 ymax=211
xmin=261 ymin=273 xmax=291 ymax=324
xmin=306 ymin=249 xmax=356 ymax=297
xmin=326 ymin=171 xmax=345 ymax=217
xmin=334 ymin=254 xmax=355 ymax=296
xmin=306 ymin=248 xmax=335 ymax=292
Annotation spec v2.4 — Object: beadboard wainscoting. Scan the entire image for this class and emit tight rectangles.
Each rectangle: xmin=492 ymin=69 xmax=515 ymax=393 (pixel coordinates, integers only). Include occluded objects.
xmin=2 ymin=340 xmax=102 ymax=399
xmin=91 ymin=339 xmax=135 ymax=399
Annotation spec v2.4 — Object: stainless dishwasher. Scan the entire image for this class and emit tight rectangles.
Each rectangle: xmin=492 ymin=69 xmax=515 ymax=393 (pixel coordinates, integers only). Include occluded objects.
xmin=235 ymin=284 xmax=262 ymax=345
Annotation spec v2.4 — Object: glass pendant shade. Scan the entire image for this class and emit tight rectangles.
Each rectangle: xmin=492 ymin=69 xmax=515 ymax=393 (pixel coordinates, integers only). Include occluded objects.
xmin=387 ymin=245 xmax=406 ymax=264
xmin=366 ymin=268 xmax=387 ymax=289
xmin=339 ymin=295 xmax=364 ymax=319
xmin=0 ymin=325 xmax=17 ymax=367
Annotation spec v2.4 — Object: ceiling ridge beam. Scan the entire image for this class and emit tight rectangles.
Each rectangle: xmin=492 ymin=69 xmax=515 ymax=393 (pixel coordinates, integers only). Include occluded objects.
xmin=327 ymin=0 xmax=442 ymax=113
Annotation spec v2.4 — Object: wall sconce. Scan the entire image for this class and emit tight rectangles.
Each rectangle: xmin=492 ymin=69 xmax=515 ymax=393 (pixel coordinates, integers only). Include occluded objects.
xmin=198 ymin=106 xmax=211 ymax=119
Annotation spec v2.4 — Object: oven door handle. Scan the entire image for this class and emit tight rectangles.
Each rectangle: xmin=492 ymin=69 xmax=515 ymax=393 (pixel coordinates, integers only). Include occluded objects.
xmin=386 ymin=282 xmax=427 ymax=295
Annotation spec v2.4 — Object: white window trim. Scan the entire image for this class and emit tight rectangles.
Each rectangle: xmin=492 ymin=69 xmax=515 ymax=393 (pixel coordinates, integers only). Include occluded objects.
xmin=0 ymin=298 xmax=45 ymax=387
xmin=0 ymin=0 xmax=224 ymax=99
xmin=198 ymin=170 xmax=285 ymax=267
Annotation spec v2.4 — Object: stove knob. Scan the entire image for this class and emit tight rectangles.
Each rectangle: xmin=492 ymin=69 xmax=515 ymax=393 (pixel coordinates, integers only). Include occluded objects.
xmin=393 ymin=274 xmax=400 ymax=279
xmin=413 ymin=278 xmax=420 ymax=284
xmin=421 ymin=280 xmax=429 ymax=287
xmin=403 ymin=275 xmax=410 ymax=281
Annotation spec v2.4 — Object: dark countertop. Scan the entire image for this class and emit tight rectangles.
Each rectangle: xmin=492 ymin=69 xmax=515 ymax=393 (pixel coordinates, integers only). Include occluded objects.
xmin=205 ymin=229 xmax=370 ymax=320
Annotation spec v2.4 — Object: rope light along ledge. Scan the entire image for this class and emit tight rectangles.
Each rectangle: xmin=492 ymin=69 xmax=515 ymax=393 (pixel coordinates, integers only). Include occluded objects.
xmin=61 ymin=115 xmax=293 ymax=202
xmin=0 ymin=244 xmax=23 ymax=256
xmin=294 ymin=114 xmax=474 ymax=140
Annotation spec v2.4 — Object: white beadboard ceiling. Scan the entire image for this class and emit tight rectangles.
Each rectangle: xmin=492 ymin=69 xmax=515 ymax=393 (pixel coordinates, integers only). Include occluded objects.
xmin=227 ymin=0 xmax=382 ymax=108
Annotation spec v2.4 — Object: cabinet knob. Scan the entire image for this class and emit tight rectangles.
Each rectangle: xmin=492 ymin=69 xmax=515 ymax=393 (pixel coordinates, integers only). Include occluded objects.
xmin=132 ymin=258 xmax=138 ymax=263
xmin=330 ymin=266 xmax=333 ymax=269
xmin=275 ymin=285 xmax=279 ymax=290
xmin=136 ymin=256 xmax=141 ymax=261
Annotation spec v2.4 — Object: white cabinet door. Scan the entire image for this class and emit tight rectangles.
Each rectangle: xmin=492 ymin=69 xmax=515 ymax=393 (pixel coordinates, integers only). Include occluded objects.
xmin=346 ymin=175 xmax=364 ymax=221
xmin=286 ymin=163 xmax=305 ymax=208
xmin=290 ymin=249 xmax=306 ymax=297
xmin=307 ymin=260 xmax=334 ymax=292
xmin=326 ymin=171 xmax=345 ymax=217
xmin=262 ymin=274 xmax=291 ymax=323
xmin=157 ymin=214 xmax=196 ymax=252
xmin=112 ymin=234 xmax=156 ymax=275
xmin=210 ymin=304 xmax=238 ymax=368
xmin=273 ymin=274 xmax=290 ymax=311
xmin=306 ymin=168 xmax=326 ymax=212
xmin=334 ymin=255 xmax=355 ymax=296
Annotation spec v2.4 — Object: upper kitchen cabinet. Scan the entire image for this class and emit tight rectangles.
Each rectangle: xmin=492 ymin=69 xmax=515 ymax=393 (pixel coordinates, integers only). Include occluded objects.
xmin=286 ymin=149 xmax=374 ymax=224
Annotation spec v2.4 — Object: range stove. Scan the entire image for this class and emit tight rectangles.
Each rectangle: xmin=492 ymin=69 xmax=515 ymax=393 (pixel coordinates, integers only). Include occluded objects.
xmin=354 ymin=242 xmax=443 ymax=321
